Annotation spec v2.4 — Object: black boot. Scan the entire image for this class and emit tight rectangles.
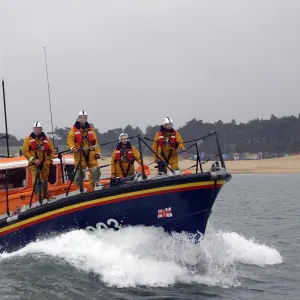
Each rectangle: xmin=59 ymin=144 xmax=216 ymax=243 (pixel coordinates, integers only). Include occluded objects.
xmin=157 ymin=161 xmax=167 ymax=174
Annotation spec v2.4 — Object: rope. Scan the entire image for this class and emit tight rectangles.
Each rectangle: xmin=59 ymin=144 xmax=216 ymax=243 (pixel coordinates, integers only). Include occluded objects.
xmin=143 ymin=131 xmax=215 ymax=145
xmin=56 ymin=135 xmax=138 ymax=155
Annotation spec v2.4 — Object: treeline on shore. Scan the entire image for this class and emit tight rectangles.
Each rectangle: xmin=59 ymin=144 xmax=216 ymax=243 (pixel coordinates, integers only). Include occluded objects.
xmin=1 ymin=114 xmax=300 ymax=158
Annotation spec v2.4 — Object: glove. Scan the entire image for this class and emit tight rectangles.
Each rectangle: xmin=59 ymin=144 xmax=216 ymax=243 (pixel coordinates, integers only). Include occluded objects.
xmin=71 ymin=147 xmax=79 ymax=152
xmin=34 ymin=159 xmax=41 ymax=166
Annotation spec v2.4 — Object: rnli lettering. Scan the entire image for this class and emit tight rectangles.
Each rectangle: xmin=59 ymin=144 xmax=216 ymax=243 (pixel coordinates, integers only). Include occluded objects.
xmin=86 ymin=218 xmax=121 ymax=232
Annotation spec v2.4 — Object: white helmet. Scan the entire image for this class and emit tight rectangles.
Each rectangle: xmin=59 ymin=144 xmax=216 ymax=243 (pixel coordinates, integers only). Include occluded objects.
xmin=33 ymin=121 xmax=43 ymax=128
xmin=162 ymin=117 xmax=173 ymax=126
xmin=119 ymin=132 xmax=129 ymax=142
xmin=78 ymin=110 xmax=88 ymax=116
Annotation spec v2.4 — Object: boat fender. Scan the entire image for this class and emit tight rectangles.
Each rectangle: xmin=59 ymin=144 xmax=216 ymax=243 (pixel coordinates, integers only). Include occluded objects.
xmin=210 ymin=170 xmax=229 ymax=181
xmin=210 ymin=172 xmax=218 ymax=181
xmin=182 ymin=169 xmax=192 ymax=175
xmin=7 ymin=215 xmax=19 ymax=223
xmin=31 ymin=202 xmax=41 ymax=208
xmin=20 ymin=204 xmax=29 ymax=213
xmin=211 ymin=172 xmax=227 ymax=181
xmin=94 ymin=183 xmax=103 ymax=191
xmin=136 ymin=175 xmax=144 ymax=182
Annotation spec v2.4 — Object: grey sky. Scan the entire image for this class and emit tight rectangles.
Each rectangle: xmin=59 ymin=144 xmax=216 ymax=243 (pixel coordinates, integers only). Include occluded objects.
xmin=0 ymin=0 xmax=299 ymax=138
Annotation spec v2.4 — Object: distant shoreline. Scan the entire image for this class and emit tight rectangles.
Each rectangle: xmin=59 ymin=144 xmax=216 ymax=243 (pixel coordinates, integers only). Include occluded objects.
xmin=97 ymin=155 xmax=300 ymax=175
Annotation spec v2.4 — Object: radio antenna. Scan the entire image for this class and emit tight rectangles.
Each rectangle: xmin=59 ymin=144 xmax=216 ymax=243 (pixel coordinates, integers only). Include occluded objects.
xmin=1 ymin=77 xmax=9 ymax=157
xmin=1 ymin=76 xmax=10 ymax=214
xmin=43 ymin=47 xmax=55 ymax=145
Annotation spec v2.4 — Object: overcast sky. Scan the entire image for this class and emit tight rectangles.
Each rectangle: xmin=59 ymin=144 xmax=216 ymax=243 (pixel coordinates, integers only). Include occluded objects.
xmin=0 ymin=0 xmax=299 ymax=138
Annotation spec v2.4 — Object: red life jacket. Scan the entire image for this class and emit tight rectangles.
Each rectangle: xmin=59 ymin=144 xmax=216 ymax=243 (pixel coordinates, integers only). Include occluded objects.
xmin=73 ymin=125 xmax=95 ymax=145
xmin=29 ymin=136 xmax=50 ymax=152
xmin=115 ymin=148 xmax=133 ymax=161
xmin=158 ymin=130 xmax=177 ymax=148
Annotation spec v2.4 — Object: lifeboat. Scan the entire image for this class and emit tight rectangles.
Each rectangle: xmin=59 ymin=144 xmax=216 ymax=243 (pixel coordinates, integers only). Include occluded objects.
xmin=0 ymin=132 xmax=231 ymax=253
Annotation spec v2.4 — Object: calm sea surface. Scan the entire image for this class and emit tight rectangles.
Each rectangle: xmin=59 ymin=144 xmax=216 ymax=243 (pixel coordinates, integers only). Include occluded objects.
xmin=0 ymin=174 xmax=299 ymax=300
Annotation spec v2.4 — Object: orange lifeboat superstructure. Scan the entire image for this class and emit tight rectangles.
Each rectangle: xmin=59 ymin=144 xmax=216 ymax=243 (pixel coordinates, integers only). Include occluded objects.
xmin=0 ymin=155 xmax=110 ymax=217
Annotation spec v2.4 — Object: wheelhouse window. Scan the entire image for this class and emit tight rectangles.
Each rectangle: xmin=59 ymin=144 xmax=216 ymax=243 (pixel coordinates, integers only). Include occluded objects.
xmin=0 ymin=168 xmax=27 ymax=189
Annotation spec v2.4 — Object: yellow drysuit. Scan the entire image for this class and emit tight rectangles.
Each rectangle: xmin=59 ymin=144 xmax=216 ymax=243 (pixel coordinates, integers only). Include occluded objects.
xmin=67 ymin=122 xmax=101 ymax=189
xmin=111 ymin=144 xmax=142 ymax=178
xmin=23 ymin=133 xmax=55 ymax=198
xmin=152 ymin=127 xmax=185 ymax=173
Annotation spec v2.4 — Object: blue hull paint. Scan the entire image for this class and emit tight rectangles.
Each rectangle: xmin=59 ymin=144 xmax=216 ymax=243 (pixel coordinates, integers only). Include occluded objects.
xmin=0 ymin=180 xmax=223 ymax=253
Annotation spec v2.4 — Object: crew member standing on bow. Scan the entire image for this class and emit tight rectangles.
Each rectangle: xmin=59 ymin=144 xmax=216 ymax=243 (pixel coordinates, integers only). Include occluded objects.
xmin=23 ymin=121 xmax=55 ymax=199
xmin=111 ymin=133 xmax=142 ymax=178
xmin=152 ymin=117 xmax=186 ymax=173
xmin=67 ymin=110 xmax=101 ymax=190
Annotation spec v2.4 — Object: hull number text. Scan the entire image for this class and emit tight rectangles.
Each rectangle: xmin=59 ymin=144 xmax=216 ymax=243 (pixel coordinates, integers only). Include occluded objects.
xmin=86 ymin=218 xmax=121 ymax=232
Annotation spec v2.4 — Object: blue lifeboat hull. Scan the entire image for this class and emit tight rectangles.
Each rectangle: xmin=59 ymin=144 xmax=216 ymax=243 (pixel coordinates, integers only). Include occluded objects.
xmin=0 ymin=171 xmax=231 ymax=253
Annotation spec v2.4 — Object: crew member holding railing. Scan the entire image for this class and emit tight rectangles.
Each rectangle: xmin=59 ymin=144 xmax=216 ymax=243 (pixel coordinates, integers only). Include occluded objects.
xmin=22 ymin=121 xmax=55 ymax=199
xmin=111 ymin=133 xmax=143 ymax=178
xmin=67 ymin=110 xmax=101 ymax=190
xmin=152 ymin=117 xmax=186 ymax=173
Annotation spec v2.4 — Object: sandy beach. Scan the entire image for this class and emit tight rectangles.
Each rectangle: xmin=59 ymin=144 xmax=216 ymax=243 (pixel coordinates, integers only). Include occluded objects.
xmin=218 ymin=155 xmax=300 ymax=174
xmin=98 ymin=155 xmax=300 ymax=175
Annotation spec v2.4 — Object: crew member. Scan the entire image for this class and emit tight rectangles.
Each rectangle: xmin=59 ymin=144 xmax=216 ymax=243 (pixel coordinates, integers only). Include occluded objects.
xmin=111 ymin=133 xmax=142 ymax=178
xmin=152 ymin=117 xmax=186 ymax=173
xmin=67 ymin=110 xmax=101 ymax=190
xmin=22 ymin=121 xmax=55 ymax=199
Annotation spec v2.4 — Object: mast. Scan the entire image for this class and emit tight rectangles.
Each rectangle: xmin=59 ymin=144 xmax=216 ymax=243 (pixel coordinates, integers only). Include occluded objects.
xmin=1 ymin=77 xmax=10 ymax=214
xmin=43 ymin=47 xmax=55 ymax=145
xmin=1 ymin=78 xmax=9 ymax=157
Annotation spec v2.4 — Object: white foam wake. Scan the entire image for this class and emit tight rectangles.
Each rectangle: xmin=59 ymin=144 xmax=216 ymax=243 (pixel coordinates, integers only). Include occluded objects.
xmin=0 ymin=226 xmax=283 ymax=288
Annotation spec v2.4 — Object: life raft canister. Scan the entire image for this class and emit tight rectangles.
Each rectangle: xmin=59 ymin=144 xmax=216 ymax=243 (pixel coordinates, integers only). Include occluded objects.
xmin=158 ymin=130 xmax=177 ymax=148
xmin=73 ymin=125 xmax=95 ymax=145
